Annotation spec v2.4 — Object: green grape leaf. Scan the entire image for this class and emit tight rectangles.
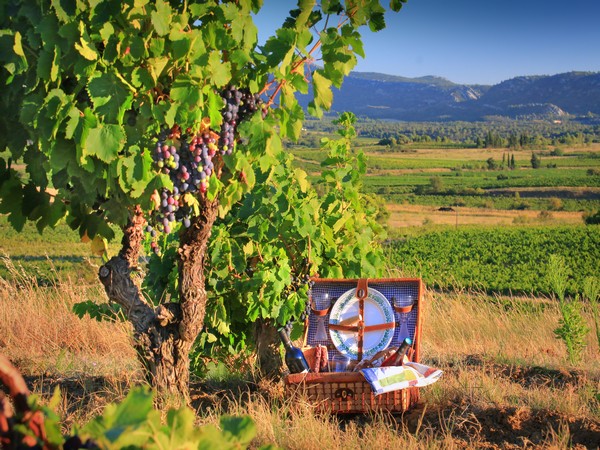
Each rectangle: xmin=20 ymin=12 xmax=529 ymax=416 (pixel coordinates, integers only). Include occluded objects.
xmin=88 ymin=72 xmax=134 ymax=123
xmin=280 ymin=101 xmax=304 ymax=141
xmin=295 ymin=0 xmax=317 ymax=29
xmin=50 ymin=46 xmax=60 ymax=81
xmin=390 ymin=0 xmax=408 ymax=12
xmin=75 ymin=22 xmax=99 ymax=61
xmin=294 ymin=168 xmax=309 ymax=193
xmin=220 ymin=415 xmax=257 ymax=447
xmin=151 ymin=0 xmax=172 ymax=37
xmin=148 ymin=56 xmax=169 ymax=83
xmin=131 ymin=67 xmax=154 ymax=89
xmin=84 ymin=124 xmax=126 ymax=163
xmin=206 ymin=88 xmax=224 ymax=129
xmin=263 ymin=27 xmax=296 ymax=71
xmin=312 ymin=70 xmax=333 ymax=110
xmin=170 ymin=75 xmax=200 ymax=104
xmin=117 ymin=149 xmax=152 ymax=197
xmin=162 ymin=408 xmax=202 ymax=448
xmin=12 ymin=31 xmax=24 ymax=57
xmin=207 ymin=173 xmax=224 ymax=201
xmin=183 ymin=192 xmax=200 ymax=217
xmin=207 ymin=51 xmax=231 ymax=87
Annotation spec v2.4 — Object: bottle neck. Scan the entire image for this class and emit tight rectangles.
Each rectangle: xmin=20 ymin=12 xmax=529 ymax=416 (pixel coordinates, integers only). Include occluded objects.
xmin=278 ymin=329 xmax=292 ymax=348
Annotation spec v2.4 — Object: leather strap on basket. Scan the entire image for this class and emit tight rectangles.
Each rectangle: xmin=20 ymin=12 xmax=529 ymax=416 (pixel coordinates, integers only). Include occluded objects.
xmin=328 ymin=322 xmax=395 ymax=332
xmin=356 ymin=278 xmax=368 ymax=361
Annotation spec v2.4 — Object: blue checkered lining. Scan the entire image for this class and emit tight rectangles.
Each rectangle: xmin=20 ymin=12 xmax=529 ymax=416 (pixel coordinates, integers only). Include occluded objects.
xmin=306 ymin=280 xmax=420 ymax=363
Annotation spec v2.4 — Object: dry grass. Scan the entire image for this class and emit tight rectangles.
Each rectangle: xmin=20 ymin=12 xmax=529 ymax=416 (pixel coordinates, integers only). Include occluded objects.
xmin=0 ymin=256 xmax=138 ymax=378
xmin=186 ymin=288 xmax=600 ymax=449
xmin=386 ymin=203 xmax=585 ymax=228
xmin=1 ymin=262 xmax=599 ymax=448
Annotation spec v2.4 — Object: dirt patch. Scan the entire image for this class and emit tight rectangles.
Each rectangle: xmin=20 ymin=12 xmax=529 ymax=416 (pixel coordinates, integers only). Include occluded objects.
xmin=440 ymin=354 xmax=595 ymax=391
xmin=401 ymin=402 xmax=600 ymax=449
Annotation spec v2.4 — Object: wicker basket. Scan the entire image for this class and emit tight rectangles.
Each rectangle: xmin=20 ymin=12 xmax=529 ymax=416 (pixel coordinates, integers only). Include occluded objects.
xmin=284 ymin=277 xmax=423 ymax=414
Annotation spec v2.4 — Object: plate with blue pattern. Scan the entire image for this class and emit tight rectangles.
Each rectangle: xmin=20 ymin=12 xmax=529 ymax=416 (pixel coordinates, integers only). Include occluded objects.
xmin=329 ymin=288 xmax=395 ymax=360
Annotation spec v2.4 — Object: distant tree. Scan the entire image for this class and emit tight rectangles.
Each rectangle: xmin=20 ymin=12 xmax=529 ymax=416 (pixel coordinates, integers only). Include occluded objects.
xmin=584 ymin=210 xmax=600 ymax=225
xmin=531 ymin=152 xmax=542 ymax=169
xmin=429 ymin=176 xmax=444 ymax=193
xmin=510 ymin=154 xmax=516 ymax=169
xmin=485 ymin=131 xmax=494 ymax=148
xmin=486 ymin=157 xmax=497 ymax=170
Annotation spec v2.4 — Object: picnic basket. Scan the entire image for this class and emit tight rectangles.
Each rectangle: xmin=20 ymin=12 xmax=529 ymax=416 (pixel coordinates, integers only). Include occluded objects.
xmin=284 ymin=277 xmax=423 ymax=414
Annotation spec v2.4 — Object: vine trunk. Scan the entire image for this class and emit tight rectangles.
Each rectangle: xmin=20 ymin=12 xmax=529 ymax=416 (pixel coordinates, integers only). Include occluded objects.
xmin=98 ymin=201 xmax=219 ymax=400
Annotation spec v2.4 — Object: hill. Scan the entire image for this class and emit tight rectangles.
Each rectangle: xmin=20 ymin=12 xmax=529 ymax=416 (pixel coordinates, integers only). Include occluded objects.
xmin=313 ymin=71 xmax=600 ymax=121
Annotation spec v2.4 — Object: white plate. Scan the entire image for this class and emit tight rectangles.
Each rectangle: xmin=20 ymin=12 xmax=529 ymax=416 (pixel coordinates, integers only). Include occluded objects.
xmin=329 ymin=288 xmax=395 ymax=360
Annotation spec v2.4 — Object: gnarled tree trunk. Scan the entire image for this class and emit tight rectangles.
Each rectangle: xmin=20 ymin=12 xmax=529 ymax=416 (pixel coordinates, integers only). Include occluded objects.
xmin=253 ymin=318 xmax=285 ymax=380
xmin=98 ymin=199 xmax=219 ymax=401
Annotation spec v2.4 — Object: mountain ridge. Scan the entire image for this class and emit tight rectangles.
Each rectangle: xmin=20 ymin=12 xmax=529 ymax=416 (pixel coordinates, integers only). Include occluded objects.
xmin=317 ymin=70 xmax=600 ymax=121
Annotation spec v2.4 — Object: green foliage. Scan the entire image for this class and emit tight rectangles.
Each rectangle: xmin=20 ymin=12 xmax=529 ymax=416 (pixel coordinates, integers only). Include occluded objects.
xmin=0 ymin=0 xmax=398 ymax=381
xmin=72 ymin=300 xmax=125 ymax=322
xmin=0 ymin=0 xmax=394 ymax=238
xmin=546 ymin=254 xmax=570 ymax=303
xmin=547 ymin=255 xmax=589 ymax=365
xmin=584 ymin=210 xmax=600 ymax=225
xmin=21 ymin=386 xmax=273 ymax=449
xmin=386 ymin=226 xmax=600 ymax=296
xmin=531 ymin=152 xmax=542 ymax=169
xmin=155 ymin=113 xmax=387 ymax=367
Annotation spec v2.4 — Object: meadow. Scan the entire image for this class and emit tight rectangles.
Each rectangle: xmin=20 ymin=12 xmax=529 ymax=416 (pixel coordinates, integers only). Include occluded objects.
xmin=1 ymin=260 xmax=598 ymax=449
xmin=1 ymin=134 xmax=600 ymax=448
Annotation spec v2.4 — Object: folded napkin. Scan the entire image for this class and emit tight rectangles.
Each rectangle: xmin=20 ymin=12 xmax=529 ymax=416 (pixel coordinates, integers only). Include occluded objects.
xmin=360 ymin=361 xmax=443 ymax=395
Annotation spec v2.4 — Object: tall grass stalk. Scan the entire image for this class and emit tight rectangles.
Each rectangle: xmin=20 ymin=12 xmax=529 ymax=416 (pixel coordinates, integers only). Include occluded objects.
xmin=546 ymin=255 xmax=590 ymax=365
xmin=583 ymin=276 xmax=600 ymax=352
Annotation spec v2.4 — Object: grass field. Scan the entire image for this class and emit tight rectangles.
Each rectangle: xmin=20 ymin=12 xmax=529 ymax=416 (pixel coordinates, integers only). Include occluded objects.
xmin=2 ymin=138 xmax=600 ymax=448
xmin=1 ymin=267 xmax=598 ymax=449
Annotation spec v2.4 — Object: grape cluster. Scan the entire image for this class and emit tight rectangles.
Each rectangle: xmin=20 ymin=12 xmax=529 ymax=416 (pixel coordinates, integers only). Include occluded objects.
xmin=220 ymin=87 xmax=262 ymax=156
xmin=281 ymin=321 xmax=294 ymax=338
xmin=281 ymin=259 xmax=313 ymax=331
xmin=146 ymin=87 xmax=263 ymax=252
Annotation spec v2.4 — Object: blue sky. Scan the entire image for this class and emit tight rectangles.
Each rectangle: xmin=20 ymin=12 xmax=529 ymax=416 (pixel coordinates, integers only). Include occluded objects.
xmin=253 ymin=0 xmax=600 ymax=85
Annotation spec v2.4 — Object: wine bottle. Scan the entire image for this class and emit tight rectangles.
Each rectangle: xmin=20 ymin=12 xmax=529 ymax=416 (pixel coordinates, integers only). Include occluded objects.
xmin=381 ymin=337 xmax=413 ymax=367
xmin=278 ymin=328 xmax=309 ymax=374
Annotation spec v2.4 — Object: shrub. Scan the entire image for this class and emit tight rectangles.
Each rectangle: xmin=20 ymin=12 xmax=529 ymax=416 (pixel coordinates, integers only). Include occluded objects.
xmin=548 ymin=197 xmax=564 ymax=211
xmin=531 ymin=152 xmax=542 ymax=169
xmin=429 ymin=176 xmax=444 ymax=193
xmin=583 ymin=210 xmax=600 ymax=225
xmin=547 ymin=255 xmax=589 ymax=365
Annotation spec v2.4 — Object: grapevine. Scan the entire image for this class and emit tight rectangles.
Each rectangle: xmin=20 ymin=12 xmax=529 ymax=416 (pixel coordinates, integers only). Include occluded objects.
xmin=146 ymin=87 xmax=263 ymax=252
